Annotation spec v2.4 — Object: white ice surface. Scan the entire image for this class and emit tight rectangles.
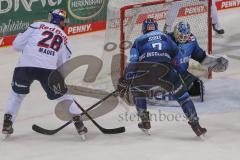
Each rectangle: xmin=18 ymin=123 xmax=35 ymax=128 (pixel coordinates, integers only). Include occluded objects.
xmin=0 ymin=8 xmax=240 ymax=160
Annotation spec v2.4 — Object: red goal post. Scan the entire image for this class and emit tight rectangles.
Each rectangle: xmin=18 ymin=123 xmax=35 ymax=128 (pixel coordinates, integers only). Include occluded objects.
xmin=119 ymin=0 xmax=213 ymax=78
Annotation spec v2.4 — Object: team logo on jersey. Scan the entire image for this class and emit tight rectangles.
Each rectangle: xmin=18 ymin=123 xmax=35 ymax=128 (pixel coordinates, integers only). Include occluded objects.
xmin=68 ymin=0 xmax=106 ymax=20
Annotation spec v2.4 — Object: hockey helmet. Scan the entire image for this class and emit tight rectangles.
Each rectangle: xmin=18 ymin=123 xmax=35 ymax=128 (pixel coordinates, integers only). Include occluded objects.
xmin=173 ymin=21 xmax=191 ymax=43
xmin=142 ymin=18 xmax=158 ymax=34
xmin=48 ymin=9 xmax=67 ymax=25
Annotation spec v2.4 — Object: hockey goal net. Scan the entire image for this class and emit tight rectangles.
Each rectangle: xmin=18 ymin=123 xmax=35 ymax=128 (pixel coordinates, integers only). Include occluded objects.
xmin=101 ymin=0 xmax=212 ymax=86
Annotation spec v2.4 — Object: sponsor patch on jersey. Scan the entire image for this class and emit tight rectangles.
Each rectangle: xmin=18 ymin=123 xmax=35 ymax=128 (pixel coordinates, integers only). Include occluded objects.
xmin=173 ymin=55 xmax=191 ymax=65
xmin=139 ymin=52 xmax=171 ymax=61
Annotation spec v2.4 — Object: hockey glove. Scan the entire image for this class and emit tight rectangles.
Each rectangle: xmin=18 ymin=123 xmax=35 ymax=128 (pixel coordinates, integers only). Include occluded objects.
xmin=117 ymin=77 xmax=131 ymax=98
xmin=201 ymin=55 xmax=229 ymax=72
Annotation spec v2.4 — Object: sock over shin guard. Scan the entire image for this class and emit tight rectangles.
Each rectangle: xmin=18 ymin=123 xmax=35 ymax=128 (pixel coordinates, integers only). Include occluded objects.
xmin=56 ymin=94 xmax=81 ymax=115
xmin=4 ymin=91 xmax=26 ymax=122
xmin=177 ymin=92 xmax=198 ymax=120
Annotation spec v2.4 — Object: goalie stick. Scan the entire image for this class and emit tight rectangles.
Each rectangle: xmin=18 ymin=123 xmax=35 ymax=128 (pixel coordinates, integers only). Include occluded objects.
xmin=32 ymin=90 xmax=125 ymax=135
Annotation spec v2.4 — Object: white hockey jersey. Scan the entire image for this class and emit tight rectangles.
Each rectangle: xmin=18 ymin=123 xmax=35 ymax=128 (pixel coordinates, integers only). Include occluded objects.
xmin=13 ymin=22 xmax=72 ymax=70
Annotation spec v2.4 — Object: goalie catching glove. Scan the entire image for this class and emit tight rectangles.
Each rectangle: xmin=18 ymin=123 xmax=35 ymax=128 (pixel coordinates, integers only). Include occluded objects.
xmin=201 ymin=54 xmax=229 ymax=72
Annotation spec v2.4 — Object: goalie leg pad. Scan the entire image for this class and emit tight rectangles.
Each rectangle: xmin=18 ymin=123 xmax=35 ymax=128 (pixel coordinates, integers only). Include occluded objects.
xmin=182 ymin=72 xmax=198 ymax=89
xmin=188 ymin=79 xmax=204 ymax=96
xmin=181 ymin=72 xmax=204 ymax=102
xmin=188 ymin=79 xmax=205 ymax=102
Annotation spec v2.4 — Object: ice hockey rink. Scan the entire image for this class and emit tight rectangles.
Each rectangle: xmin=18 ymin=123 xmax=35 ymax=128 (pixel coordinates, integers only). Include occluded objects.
xmin=0 ymin=8 xmax=240 ymax=160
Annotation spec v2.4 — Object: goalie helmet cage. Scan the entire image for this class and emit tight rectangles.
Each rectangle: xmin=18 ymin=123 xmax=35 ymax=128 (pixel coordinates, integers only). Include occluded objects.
xmin=117 ymin=0 xmax=213 ymax=78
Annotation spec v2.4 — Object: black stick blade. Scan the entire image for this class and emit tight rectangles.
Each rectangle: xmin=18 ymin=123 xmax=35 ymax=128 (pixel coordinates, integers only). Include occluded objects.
xmin=100 ymin=126 xmax=126 ymax=134
xmin=32 ymin=120 xmax=72 ymax=135
xmin=32 ymin=124 xmax=56 ymax=135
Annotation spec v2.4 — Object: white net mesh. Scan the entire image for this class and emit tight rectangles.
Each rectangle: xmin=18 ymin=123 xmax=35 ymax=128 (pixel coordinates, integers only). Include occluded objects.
xmin=76 ymin=0 xmax=212 ymax=93
xmin=100 ymin=0 xmax=211 ymax=88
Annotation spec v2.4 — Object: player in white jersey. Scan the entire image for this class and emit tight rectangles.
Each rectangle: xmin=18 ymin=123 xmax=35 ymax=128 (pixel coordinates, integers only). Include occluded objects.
xmin=2 ymin=9 xmax=87 ymax=138
xmin=163 ymin=0 xmax=224 ymax=34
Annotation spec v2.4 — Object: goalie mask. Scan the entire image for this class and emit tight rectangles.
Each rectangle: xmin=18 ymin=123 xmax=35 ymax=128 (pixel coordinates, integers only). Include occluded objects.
xmin=174 ymin=21 xmax=191 ymax=43
xmin=142 ymin=18 xmax=158 ymax=34
xmin=48 ymin=9 xmax=68 ymax=28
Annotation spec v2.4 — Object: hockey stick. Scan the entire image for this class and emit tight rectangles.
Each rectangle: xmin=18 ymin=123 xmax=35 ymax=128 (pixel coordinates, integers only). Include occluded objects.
xmin=32 ymin=90 xmax=125 ymax=135
xmin=73 ymin=100 xmax=125 ymax=134
xmin=32 ymin=120 xmax=73 ymax=135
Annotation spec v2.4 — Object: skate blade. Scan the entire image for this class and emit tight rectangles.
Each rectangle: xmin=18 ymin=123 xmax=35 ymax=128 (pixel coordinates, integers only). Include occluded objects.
xmin=214 ymin=33 xmax=224 ymax=38
xmin=199 ymin=133 xmax=206 ymax=140
xmin=79 ymin=134 xmax=87 ymax=141
xmin=141 ymin=129 xmax=151 ymax=136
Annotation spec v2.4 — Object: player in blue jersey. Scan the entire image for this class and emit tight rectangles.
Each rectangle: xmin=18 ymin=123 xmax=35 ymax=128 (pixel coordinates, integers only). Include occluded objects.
xmin=170 ymin=21 xmax=228 ymax=74
xmin=117 ymin=18 xmax=207 ymax=136
xmin=151 ymin=21 xmax=228 ymax=103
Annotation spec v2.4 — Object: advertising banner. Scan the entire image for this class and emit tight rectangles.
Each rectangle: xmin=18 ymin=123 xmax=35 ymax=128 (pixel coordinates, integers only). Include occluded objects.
xmin=0 ymin=0 xmax=239 ymax=47
xmin=216 ymin=0 xmax=240 ymax=10
xmin=66 ymin=0 xmax=108 ymax=35
xmin=0 ymin=0 xmax=66 ymax=47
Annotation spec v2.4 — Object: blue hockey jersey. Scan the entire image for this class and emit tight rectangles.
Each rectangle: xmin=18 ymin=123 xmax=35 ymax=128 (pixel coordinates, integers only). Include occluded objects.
xmin=168 ymin=33 xmax=206 ymax=75
xmin=129 ymin=30 xmax=178 ymax=63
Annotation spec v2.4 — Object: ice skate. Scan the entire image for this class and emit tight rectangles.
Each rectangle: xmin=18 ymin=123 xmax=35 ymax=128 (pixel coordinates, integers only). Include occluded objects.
xmin=212 ymin=24 xmax=224 ymax=35
xmin=138 ymin=110 xmax=151 ymax=135
xmin=188 ymin=119 xmax=207 ymax=138
xmin=2 ymin=114 xmax=14 ymax=138
xmin=73 ymin=115 xmax=88 ymax=140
